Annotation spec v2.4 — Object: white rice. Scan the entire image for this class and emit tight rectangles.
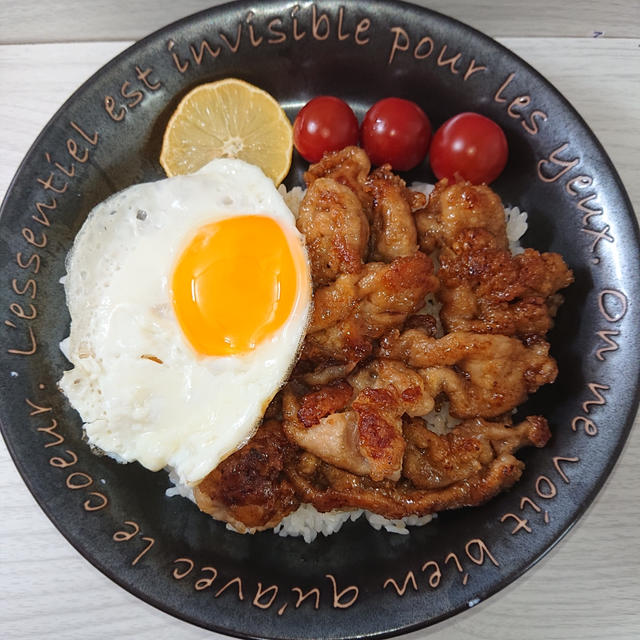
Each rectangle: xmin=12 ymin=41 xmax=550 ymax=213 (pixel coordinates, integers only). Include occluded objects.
xmin=169 ymin=181 xmax=527 ymax=541
xmin=274 ymin=504 xmax=434 ymax=543
xmin=165 ymin=467 xmax=195 ymax=501
xmin=504 ymin=205 xmax=528 ymax=253
xmin=278 ymin=184 xmax=305 ymax=217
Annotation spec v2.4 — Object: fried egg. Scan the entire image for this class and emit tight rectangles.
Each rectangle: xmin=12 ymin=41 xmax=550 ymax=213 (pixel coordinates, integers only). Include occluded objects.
xmin=59 ymin=159 xmax=311 ymax=486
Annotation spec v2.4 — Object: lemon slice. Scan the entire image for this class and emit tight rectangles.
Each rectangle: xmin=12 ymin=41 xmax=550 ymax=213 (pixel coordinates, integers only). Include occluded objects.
xmin=160 ymin=78 xmax=293 ymax=185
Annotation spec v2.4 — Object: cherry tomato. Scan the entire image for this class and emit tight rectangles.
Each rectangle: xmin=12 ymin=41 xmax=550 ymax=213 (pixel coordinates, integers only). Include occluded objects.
xmin=360 ymin=98 xmax=431 ymax=171
xmin=429 ymin=112 xmax=508 ymax=184
xmin=293 ymin=96 xmax=359 ymax=163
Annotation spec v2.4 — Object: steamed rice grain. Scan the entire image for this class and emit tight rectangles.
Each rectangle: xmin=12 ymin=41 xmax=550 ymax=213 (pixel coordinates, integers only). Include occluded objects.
xmin=273 ymin=503 xmax=434 ymax=543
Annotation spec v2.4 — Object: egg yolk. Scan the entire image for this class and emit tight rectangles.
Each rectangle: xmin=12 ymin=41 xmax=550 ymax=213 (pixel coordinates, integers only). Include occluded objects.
xmin=171 ymin=215 xmax=300 ymax=356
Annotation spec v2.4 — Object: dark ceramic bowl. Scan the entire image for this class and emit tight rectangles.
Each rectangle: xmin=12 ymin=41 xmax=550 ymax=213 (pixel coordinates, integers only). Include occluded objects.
xmin=1 ymin=1 xmax=638 ymax=638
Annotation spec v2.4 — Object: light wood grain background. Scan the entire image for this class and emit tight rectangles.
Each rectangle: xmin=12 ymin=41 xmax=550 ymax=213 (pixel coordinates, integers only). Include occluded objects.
xmin=1 ymin=1 xmax=639 ymax=639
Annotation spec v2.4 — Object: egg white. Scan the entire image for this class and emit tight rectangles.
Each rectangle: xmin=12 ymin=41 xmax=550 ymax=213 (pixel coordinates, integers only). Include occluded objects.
xmin=59 ymin=159 xmax=311 ymax=486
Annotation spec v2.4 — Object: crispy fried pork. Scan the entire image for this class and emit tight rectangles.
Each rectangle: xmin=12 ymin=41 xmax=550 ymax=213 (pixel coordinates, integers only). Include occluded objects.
xmin=283 ymin=360 xmax=434 ymax=482
xmin=193 ymin=153 xmax=568 ymax=534
xmin=438 ymin=227 xmax=573 ymax=337
xmin=284 ymin=381 xmax=406 ymax=482
xmin=379 ymin=329 xmax=558 ymax=418
xmin=284 ymin=415 xmax=551 ymax=519
xmin=415 ymin=179 xmax=508 ymax=253
xmin=415 ymin=179 xmax=573 ymax=337
xmin=194 ymin=420 xmax=300 ymax=532
xmin=304 ymin=146 xmax=373 ymax=213
xmin=296 ymin=177 xmax=370 ymax=286
xmin=365 ymin=165 xmax=423 ymax=261
xmin=301 ymin=251 xmax=438 ymax=369
xmin=402 ymin=415 xmax=550 ymax=489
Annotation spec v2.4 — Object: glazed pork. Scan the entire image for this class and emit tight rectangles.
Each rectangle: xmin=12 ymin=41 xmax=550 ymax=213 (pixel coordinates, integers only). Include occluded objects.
xmin=194 ymin=150 xmax=572 ymax=534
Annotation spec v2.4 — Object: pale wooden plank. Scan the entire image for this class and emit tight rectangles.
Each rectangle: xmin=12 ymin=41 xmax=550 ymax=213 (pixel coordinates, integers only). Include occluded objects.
xmin=1 ymin=38 xmax=639 ymax=640
xmin=0 ymin=0 xmax=639 ymax=44
xmin=0 ymin=42 xmax=129 ymax=188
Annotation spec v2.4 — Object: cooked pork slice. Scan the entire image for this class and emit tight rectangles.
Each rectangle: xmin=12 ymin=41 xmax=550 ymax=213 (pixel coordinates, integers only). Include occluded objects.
xmin=438 ymin=227 xmax=574 ymax=337
xmin=414 ymin=179 xmax=508 ymax=254
xmin=302 ymin=251 xmax=438 ymax=369
xmin=379 ymin=330 xmax=558 ymax=418
xmin=365 ymin=164 xmax=421 ymax=261
xmin=348 ymin=358 xmax=434 ymax=417
xmin=283 ymin=360 xmax=433 ymax=482
xmin=296 ymin=361 xmax=358 ymax=387
xmin=284 ymin=415 xmax=550 ymax=519
xmin=304 ymin=145 xmax=373 ymax=213
xmin=293 ymin=379 xmax=354 ymax=428
xmin=297 ymin=177 xmax=370 ymax=286
xmin=283 ymin=378 xmax=406 ymax=482
xmin=402 ymin=415 xmax=550 ymax=489
xmin=194 ymin=420 xmax=300 ymax=532
xmin=415 ymin=179 xmax=573 ymax=338
xmin=402 ymin=313 xmax=439 ymax=336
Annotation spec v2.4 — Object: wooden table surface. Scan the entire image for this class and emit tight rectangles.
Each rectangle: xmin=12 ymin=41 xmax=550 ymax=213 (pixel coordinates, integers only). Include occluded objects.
xmin=1 ymin=2 xmax=639 ymax=638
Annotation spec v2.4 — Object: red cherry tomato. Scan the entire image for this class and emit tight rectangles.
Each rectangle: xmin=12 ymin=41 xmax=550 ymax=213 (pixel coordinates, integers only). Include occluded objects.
xmin=429 ymin=112 xmax=508 ymax=184
xmin=360 ymin=98 xmax=431 ymax=171
xmin=293 ymin=96 xmax=359 ymax=163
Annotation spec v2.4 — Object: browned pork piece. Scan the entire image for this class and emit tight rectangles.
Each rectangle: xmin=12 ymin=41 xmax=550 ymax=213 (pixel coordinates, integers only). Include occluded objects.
xmin=415 ymin=179 xmax=573 ymax=338
xmin=304 ymin=145 xmax=373 ymax=213
xmin=365 ymin=165 xmax=424 ymax=261
xmin=301 ymin=251 xmax=439 ymax=370
xmin=195 ymin=157 xmax=567 ymax=534
xmin=379 ymin=329 xmax=558 ymax=418
xmin=283 ymin=359 xmax=434 ymax=482
xmin=415 ymin=179 xmax=508 ymax=253
xmin=284 ymin=380 xmax=406 ymax=483
xmin=438 ymin=227 xmax=574 ymax=337
xmin=296 ymin=177 xmax=370 ymax=286
xmin=194 ymin=420 xmax=300 ymax=532
xmin=284 ymin=415 xmax=551 ymax=519
xmin=402 ymin=415 xmax=550 ymax=489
